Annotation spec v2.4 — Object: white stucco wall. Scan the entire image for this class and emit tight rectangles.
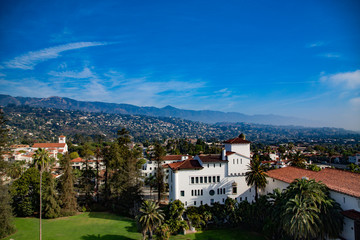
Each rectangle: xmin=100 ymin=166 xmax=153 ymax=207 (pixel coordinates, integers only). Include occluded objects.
xmin=224 ymin=143 xmax=250 ymax=158
xmin=227 ymin=153 xmax=250 ymax=176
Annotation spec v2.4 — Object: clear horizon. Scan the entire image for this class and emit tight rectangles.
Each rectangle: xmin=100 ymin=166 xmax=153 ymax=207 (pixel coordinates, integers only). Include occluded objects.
xmin=0 ymin=0 xmax=359 ymax=130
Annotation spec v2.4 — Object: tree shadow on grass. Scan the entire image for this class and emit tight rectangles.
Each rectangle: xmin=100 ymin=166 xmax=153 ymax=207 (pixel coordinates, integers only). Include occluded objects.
xmin=81 ymin=234 xmax=136 ymax=240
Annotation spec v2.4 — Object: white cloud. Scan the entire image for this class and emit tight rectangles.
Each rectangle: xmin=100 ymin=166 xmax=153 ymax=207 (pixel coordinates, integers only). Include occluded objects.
xmin=306 ymin=41 xmax=324 ymax=48
xmin=318 ymin=53 xmax=341 ymax=58
xmin=48 ymin=67 xmax=94 ymax=79
xmin=3 ymin=42 xmax=108 ymax=70
xmin=321 ymin=70 xmax=360 ymax=89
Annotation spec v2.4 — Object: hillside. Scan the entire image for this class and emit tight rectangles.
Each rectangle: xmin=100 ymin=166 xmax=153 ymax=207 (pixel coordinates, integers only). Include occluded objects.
xmin=0 ymin=94 xmax=321 ymax=127
xmin=2 ymin=105 xmax=359 ymax=145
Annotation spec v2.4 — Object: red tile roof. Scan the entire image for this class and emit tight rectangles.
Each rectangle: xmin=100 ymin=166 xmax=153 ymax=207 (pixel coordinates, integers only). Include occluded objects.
xmin=33 ymin=143 xmax=66 ymax=148
xmin=267 ymin=166 xmax=360 ymax=198
xmin=224 ymin=137 xmax=251 ymax=144
xmin=59 ymin=135 xmax=66 ymax=138
xmin=341 ymin=209 xmax=360 ymax=220
xmin=226 ymin=151 xmax=236 ymax=156
xmin=70 ymin=157 xmax=84 ymax=163
xmin=198 ymin=154 xmax=227 ymax=163
xmin=167 ymin=159 xmax=203 ymax=171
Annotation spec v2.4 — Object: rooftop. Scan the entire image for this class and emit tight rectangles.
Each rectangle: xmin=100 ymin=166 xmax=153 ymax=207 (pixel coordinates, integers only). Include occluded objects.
xmin=166 ymin=158 xmax=203 ymax=171
xmin=267 ymin=166 xmax=360 ymax=198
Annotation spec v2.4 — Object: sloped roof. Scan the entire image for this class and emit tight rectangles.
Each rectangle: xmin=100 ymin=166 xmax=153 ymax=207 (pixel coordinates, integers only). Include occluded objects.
xmin=223 ymin=137 xmax=251 ymax=144
xmin=198 ymin=154 xmax=227 ymax=163
xmin=33 ymin=143 xmax=66 ymax=148
xmin=70 ymin=157 xmax=84 ymax=163
xmin=267 ymin=166 xmax=360 ymax=198
xmin=167 ymin=159 xmax=203 ymax=171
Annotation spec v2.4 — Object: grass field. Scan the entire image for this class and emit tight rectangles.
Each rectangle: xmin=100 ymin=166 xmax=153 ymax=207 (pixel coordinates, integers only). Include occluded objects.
xmin=3 ymin=212 xmax=265 ymax=240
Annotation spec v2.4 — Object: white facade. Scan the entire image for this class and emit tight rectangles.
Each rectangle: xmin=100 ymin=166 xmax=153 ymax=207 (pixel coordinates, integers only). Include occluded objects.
xmin=141 ymin=155 xmax=189 ymax=177
xmin=168 ymin=136 xmax=255 ymax=207
xmin=348 ymin=153 xmax=360 ymax=165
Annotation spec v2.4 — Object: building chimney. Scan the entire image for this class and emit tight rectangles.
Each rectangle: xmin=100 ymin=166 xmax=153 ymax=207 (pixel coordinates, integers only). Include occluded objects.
xmin=239 ymin=133 xmax=245 ymax=140
xmin=222 ymin=148 xmax=226 ymax=160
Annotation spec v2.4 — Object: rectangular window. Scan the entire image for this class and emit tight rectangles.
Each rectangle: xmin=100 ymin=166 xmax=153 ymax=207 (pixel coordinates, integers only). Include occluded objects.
xmin=198 ymin=190 xmax=200 ymax=195
xmin=185 ymin=201 xmax=187 ymax=206
xmin=233 ymin=187 xmax=237 ymax=194
xmin=200 ymin=177 xmax=203 ymax=183
xmin=204 ymin=177 xmax=207 ymax=183
xmin=223 ymin=188 xmax=225 ymax=194
xmin=222 ymin=198 xmax=225 ymax=203
xmin=237 ymin=159 xmax=239 ymax=164
xmin=214 ymin=164 xmax=216 ymax=168
xmin=217 ymin=189 xmax=219 ymax=195
xmin=180 ymin=191 xmax=185 ymax=196
xmin=200 ymin=201 xmax=203 ymax=205
xmin=201 ymin=189 xmax=203 ymax=195
xmin=241 ymin=159 xmax=242 ymax=164
xmin=213 ymin=176 xmax=216 ymax=182
xmin=194 ymin=201 xmax=197 ymax=206
xmin=245 ymin=197 xmax=247 ymax=201
xmin=191 ymin=190 xmax=194 ymax=196
xmin=233 ymin=159 xmax=235 ymax=164
xmin=240 ymin=197 xmax=242 ymax=201
xmin=217 ymin=176 xmax=220 ymax=182
xmin=207 ymin=164 xmax=209 ymax=168
xmin=220 ymin=163 xmax=221 ymax=167
xmin=196 ymin=177 xmax=199 ymax=184
xmin=209 ymin=176 xmax=212 ymax=183
xmin=211 ymin=199 xmax=214 ymax=205
xmin=191 ymin=177 xmax=194 ymax=184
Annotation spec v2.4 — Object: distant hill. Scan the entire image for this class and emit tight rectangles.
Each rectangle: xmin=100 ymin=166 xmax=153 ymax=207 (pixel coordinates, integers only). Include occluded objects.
xmin=0 ymin=94 xmax=321 ymax=127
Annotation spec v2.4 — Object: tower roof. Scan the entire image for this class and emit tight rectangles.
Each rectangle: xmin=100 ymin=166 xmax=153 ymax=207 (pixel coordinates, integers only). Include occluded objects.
xmin=223 ymin=137 xmax=251 ymax=144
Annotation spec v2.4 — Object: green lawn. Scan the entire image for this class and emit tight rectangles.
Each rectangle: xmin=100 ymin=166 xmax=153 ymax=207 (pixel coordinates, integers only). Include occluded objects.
xmin=4 ymin=212 xmax=265 ymax=240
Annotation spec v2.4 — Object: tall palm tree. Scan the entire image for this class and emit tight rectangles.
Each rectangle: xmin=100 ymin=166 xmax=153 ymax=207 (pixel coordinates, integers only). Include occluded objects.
xmin=137 ymin=200 xmax=164 ymax=240
xmin=33 ymin=148 xmax=50 ymax=240
xmin=245 ymin=156 xmax=268 ymax=201
xmin=282 ymin=195 xmax=320 ymax=240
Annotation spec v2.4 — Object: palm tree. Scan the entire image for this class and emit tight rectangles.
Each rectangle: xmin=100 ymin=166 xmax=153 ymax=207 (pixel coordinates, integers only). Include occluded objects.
xmin=33 ymin=148 xmax=50 ymax=240
xmin=137 ymin=200 xmax=164 ymax=240
xmin=245 ymin=156 xmax=268 ymax=201
xmin=282 ymin=195 xmax=320 ymax=239
xmin=289 ymin=151 xmax=306 ymax=168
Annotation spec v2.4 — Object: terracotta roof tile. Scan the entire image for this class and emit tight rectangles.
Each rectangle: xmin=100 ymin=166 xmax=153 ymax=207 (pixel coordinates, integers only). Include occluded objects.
xmin=267 ymin=166 xmax=360 ymax=198
xmin=167 ymin=159 xmax=203 ymax=171
xmin=33 ymin=143 xmax=66 ymax=148
xmin=198 ymin=154 xmax=227 ymax=163
xmin=224 ymin=137 xmax=251 ymax=144
xmin=70 ymin=157 xmax=84 ymax=163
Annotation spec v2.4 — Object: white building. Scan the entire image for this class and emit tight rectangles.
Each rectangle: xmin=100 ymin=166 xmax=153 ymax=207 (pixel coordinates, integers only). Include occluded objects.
xmin=264 ymin=166 xmax=360 ymax=240
xmin=32 ymin=135 xmax=68 ymax=159
xmin=348 ymin=153 xmax=360 ymax=165
xmin=70 ymin=157 xmax=105 ymax=171
xmin=142 ymin=154 xmax=190 ymax=177
xmin=167 ymin=134 xmax=255 ymax=207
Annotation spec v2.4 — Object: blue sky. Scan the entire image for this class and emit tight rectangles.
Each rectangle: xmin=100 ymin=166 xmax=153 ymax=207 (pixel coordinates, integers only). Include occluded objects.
xmin=0 ymin=0 xmax=359 ymax=130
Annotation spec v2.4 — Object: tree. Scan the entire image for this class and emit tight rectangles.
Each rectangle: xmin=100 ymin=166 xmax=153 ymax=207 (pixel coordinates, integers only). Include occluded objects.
xmin=33 ymin=148 xmax=51 ymax=240
xmin=137 ymin=200 xmax=164 ymax=240
xmin=42 ymin=174 xmax=61 ymax=219
xmin=245 ymin=156 xmax=268 ymax=201
xmin=153 ymin=143 xmax=165 ymax=203
xmin=0 ymin=108 xmax=16 ymax=238
xmin=279 ymin=179 xmax=343 ymax=239
xmin=58 ymin=154 xmax=77 ymax=216
xmin=145 ymin=175 xmax=157 ymax=200
xmin=164 ymin=200 xmax=187 ymax=234
xmin=289 ymin=151 xmax=306 ymax=168
xmin=69 ymin=152 xmax=79 ymax=160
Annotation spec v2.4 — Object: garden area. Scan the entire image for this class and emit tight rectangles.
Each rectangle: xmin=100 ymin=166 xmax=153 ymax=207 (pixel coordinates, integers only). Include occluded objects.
xmin=3 ymin=212 xmax=265 ymax=240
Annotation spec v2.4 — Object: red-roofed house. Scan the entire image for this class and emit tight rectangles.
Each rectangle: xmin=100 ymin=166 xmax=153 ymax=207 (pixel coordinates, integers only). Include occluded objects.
xmin=168 ymin=134 xmax=255 ymax=207
xmin=32 ymin=135 xmax=68 ymax=158
xmin=264 ymin=166 xmax=360 ymax=240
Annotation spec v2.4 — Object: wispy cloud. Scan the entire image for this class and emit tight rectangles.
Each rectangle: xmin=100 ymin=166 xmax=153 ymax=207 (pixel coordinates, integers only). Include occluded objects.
xmin=318 ymin=53 xmax=341 ymax=58
xmin=306 ymin=41 xmax=324 ymax=48
xmin=3 ymin=42 xmax=108 ymax=70
xmin=48 ymin=67 xmax=94 ymax=79
xmin=321 ymin=70 xmax=360 ymax=89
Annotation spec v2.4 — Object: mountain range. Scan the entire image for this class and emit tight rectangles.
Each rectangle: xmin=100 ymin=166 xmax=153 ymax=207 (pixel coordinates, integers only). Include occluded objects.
xmin=0 ymin=94 xmax=323 ymax=127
